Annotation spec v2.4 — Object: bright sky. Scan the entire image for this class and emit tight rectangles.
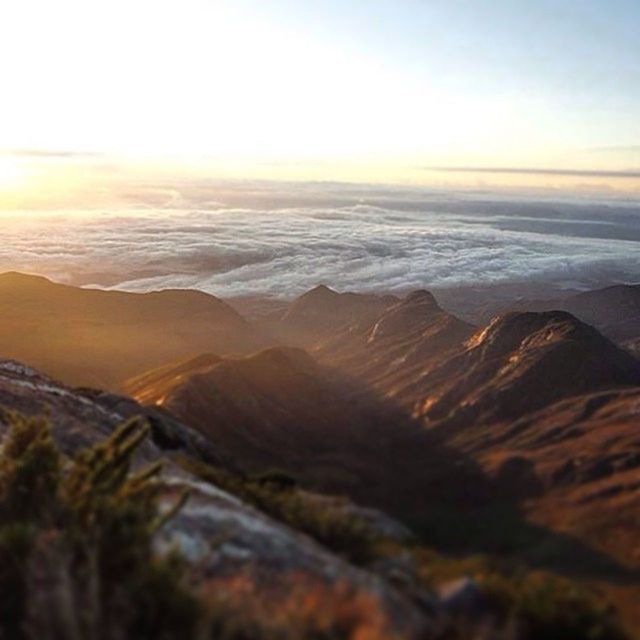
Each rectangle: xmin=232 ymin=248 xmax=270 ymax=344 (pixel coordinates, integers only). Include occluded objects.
xmin=0 ymin=0 xmax=639 ymax=196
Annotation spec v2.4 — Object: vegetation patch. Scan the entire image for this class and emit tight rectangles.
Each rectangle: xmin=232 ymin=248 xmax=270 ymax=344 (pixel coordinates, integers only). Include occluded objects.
xmin=0 ymin=412 xmax=199 ymax=640
xmin=179 ymin=456 xmax=381 ymax=565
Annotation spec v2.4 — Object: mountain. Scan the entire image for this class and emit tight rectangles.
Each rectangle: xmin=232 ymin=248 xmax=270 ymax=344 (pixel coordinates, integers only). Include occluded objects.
xmin=125 ymin=345 xmax=490 ymax=519
xmin=554 ymin=284 xmax=640 ymax=342
xmin=275 ymin=284 xmax=399 ymax=344
xmin=488 ymin=283 xmax=640 ymax=344
xmin=314 ymin=289 xmax=476 ymax=407
xmin=0 ymin=272 xmax=265 ymax=389
xmin=0 ymin=356 xmax=436 ymax=639
xmin=124 ymin=346 xmax=380 ymax=477
xmin=1 ymin=278 xmax=639 ymax=634
xmin=4 ymin=356 xmax=633 ymax=636
xmin=124 ymin=305 xmax=640 ymax=632
xmin=292 ymin=289 xmax=640 ymax=429
xmin=411 ymin=310 xmax=640 ymax=429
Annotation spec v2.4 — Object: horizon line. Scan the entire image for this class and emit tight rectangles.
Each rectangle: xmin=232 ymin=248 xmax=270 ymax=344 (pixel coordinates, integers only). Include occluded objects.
xmin=427 ymin=166 xmax=640 ymax=179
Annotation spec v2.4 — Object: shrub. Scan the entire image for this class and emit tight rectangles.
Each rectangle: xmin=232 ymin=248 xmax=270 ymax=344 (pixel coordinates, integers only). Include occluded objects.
xmin=482 ymin=571 xmax=627 ymax=640
xmin=0 ymin=413 xmax=200 ymax=640
xmin=411 ymin=548 xmax=628 ymax=640
xmin=179 ymin=457 xmax=381 ymax=565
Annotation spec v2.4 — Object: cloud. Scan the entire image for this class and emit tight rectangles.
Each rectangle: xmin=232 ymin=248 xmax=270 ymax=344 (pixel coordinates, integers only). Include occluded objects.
xmin=0 ymin=148 xmax=104 ymax=159
xmin=1 ymin=183 xmax=640 ymax=299
xmin=427 ymin=167 xmax=640 ymax=179
xmin=587 ymin=146 xmax=640 ymax=154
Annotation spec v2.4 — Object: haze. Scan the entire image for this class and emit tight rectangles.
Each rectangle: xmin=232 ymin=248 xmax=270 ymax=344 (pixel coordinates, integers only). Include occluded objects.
xmin=0 ymin=0 xmax=639 ymax=201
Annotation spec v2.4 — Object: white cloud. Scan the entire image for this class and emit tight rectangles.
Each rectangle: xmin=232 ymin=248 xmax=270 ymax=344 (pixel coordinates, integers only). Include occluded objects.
xmin=1 ymin=183 xmax=640 ymax=298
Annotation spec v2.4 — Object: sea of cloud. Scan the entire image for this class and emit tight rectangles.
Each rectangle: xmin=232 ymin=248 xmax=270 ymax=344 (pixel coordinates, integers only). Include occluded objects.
xmin=2 ymin=181 xmax=640 ymax=298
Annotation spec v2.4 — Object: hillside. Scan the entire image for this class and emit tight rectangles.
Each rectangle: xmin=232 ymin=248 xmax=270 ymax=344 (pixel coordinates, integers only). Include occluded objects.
xmin=551 ymin=284 xmax=640 ymax=342
xmin=0 ymin=272 xmax=265 ymax=389
xmin=414 ymin=310 xmax=640 ymax=429
xmin=275 ymin=287 xmax=476 ymax=405
xmin=1 ymin=278 xmax=640 ymax=633
xmin=124 ymin=346 xmax=488 ymax=511
xmin=0 ymin=356 xmax=437 ymax=639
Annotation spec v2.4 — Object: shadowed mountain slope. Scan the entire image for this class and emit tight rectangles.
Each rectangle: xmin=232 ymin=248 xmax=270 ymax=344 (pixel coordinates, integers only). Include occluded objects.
xmin=461 ymin=387 xmax=640 ymax=628
xmin=124 ymin=346 xmax=381 ymax=476
xmin=124 ymin=345 xmax=491 ymax=516
xmin=0 ymin=272 xmax=265 ymax=389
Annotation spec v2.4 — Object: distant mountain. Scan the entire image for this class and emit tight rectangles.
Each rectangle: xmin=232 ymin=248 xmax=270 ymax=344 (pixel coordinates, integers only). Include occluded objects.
xmin=276 ymin=284 xmax=399 ymax=344
xmin=554 ymin=284 xmax=640 ymax=342
xmin=0 ymin=272 xmax=265 ymax=389
xmin=287 ymin=287 xmax=640 ymax=429
xmin=495 ymin=283 xmax=640 ymax=343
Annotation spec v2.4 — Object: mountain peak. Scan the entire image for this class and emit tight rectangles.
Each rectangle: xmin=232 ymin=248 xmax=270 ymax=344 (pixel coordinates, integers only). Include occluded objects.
xmin=367 ymin=290 xmax=447 ymax=343
xmin=245 ymin=345 xmax=316 ymax=370
xmin=421 ymin=309 xmax=640 ymax=427
xmin=466 ymin=310 xmax=597 ymax=354
xmin=403 ymin=289 xmax=440 ymax=308
xmin=299 ymin=284 xmax=339 ymax=300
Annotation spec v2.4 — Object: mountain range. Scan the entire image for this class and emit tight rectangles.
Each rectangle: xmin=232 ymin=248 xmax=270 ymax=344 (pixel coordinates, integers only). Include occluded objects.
xmin=1 ymin=271 xmax=640 ymax=635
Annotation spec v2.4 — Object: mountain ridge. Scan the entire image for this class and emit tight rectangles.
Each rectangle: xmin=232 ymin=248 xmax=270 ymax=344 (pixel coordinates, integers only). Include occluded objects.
xmin=0 ymin=271 xmax=266 ymax=389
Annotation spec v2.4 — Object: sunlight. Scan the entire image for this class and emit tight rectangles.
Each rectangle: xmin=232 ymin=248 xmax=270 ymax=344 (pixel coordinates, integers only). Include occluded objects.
xmin=0 ymin=157 xmax=26 ymax=189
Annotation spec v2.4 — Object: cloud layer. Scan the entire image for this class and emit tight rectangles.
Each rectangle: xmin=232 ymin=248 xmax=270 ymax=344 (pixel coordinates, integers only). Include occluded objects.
xmin=2 ymin=183 xmax=640 ymax=298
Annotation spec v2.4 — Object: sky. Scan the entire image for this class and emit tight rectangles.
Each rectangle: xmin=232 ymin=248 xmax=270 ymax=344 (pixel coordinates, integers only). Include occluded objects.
xmin=0 ymin=0 xmax=639 ymax=198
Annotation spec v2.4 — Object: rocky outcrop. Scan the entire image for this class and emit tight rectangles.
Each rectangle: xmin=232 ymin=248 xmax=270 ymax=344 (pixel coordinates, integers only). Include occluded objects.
xmin=0 ymin=357 xmax=437 ymax=638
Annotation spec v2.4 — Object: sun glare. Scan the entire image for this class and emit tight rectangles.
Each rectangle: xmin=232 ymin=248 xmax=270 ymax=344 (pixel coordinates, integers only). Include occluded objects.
xmin=0 ymin=158 xmax=27 ymax=189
